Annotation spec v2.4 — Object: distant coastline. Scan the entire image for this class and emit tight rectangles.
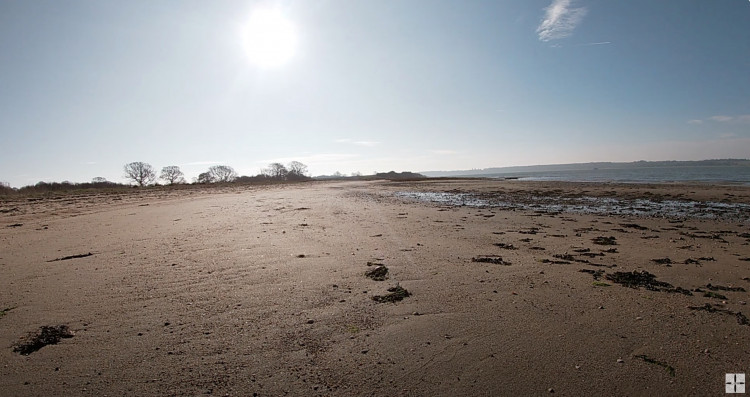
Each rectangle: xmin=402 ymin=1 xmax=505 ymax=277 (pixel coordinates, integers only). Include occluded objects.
xmin=421 ymin=159 xmax=750 ymax=184
xmin=421 ymin=159 xmax=750 ymax=177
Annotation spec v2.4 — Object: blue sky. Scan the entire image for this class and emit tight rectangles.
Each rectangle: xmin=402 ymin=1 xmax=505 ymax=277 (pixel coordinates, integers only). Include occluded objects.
xmin=1 ymin=0 xmax=749 ymax=187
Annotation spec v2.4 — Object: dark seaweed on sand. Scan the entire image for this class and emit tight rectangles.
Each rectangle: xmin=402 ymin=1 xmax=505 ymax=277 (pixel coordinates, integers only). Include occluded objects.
xmin=592 ymin=236 xmax=617 ymax=245
xmin=372 ymin=285 xmax=411 ymax=303
xmin=688 ymin=304 xmax=750 ymax=326
xmin=634 ymin=355 xmax=675 ymax=377
xmin=47 ymin=252 xmax=93 ymax=262
xmin=605 ymin=271 xmax=692 ymax=295
xmin=706 ymin=284 xmax=746 ymax=292
xmin=13 ymin=325 xmax=74 ymax=355
xmin=579 ymin=269 xmax=604 ymax=280
xmin=365 ymin=265 xmax=389 ymax=281
xmin=471 ymin=256 xmax=511 ymax=265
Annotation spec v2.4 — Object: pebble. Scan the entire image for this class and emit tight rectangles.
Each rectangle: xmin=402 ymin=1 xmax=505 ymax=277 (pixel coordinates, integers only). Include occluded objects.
xmin=306 ymin=320 xmax=314 ymax=324
xmin=635 ymin=316 xmax=643 ymax=321
xmin=548 ymin=388 xmax=555 ymax=393
xmin=617 ymin=358 xmax=624 ymax=363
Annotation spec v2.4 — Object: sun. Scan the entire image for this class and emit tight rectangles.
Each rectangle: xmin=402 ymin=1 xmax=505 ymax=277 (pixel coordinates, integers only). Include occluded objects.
xmin=241 ymin=8 xmax=297 ymax=68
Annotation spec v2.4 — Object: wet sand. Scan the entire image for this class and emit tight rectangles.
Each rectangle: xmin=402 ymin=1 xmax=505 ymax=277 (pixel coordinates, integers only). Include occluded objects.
xmin=1 ymin=179 xmax=749 ymax=396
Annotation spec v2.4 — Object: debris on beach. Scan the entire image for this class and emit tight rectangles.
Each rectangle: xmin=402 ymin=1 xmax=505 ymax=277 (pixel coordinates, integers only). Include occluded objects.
xmin=0 ymin=307 xmax=14 ymax=319
xmin=688 ymin=304 xmax=750 ymax=326
xmin=605 ymin=271 xmax=692 ymax=295
xmin=579 ymin=269 xmax=604 ymax=280
xmin=372 ymin=285 xmax=411 ymax=303
xmin=365 ymin=265 xmax=389 ymax=281
xmin=651 ymin=258 xmax=673 ymax=265
xmin=471 ymin=256 xmax=511 ymax=265
xmin=620 ymin=223 xmax=649 ymax=231
xmin=706 ymin=284 xmax=746 ymax=292
xmin=634 ymin=354 xmax=675 ymax=377
xmin=493 ymin=243 xmax=518 ymax=250
xmin=47 ymin=252 xmax=93 ymax=262
xmin=13 ymin=325 xmax=74 ymax=355
xmin=592 ymin=236 xmax=617 ymax=246
xmin=702 ymin=291 xmax=728 ymax=300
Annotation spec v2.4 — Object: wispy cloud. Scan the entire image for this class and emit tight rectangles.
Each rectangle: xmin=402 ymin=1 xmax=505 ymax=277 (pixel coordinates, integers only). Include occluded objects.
xmin=536 ymin=0 xmax=588 ymax=42
xmin=334 ymin=138 xmax=380 ymax=147
xmin=709 ymin=115 xmax=734 ymax=122
xmin=688 ymin=115 xmax=750 ymax=125
xmin=579 ymin=41 xmax=611 ymax=46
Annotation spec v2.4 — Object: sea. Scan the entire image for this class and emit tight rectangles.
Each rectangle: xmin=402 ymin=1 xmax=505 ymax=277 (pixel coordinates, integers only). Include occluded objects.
xmin=475 ymin=165 xmax=750 ymax=185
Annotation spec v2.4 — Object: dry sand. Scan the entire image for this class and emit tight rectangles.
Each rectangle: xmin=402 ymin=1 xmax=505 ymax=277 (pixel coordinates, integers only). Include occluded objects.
xmin=1 ymin=179 xmax=749 ymax=396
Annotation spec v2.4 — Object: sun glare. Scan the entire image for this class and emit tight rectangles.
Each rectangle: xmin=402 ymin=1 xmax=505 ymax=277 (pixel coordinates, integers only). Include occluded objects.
xmin=242 ymin=8 xmax=297 ymax=68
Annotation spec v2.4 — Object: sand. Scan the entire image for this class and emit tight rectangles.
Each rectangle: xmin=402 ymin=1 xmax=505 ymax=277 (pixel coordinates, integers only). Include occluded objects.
xmin=1 ymin=179 xmax=749 ymax=396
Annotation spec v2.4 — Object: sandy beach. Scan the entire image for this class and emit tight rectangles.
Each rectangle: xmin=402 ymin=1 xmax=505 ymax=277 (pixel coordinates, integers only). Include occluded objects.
xmin=1 ymin=179 xmax=749 ymax=396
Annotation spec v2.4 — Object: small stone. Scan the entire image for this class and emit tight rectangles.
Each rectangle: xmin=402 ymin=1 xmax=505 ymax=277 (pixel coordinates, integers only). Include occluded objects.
xmin=617 ymin=358 xmax=624 ymax=363
xmin=575 ymin=365 xmax=581 ymax=370
xmin=548 ymin=388 xmax=555 ymax=393
xmin=635 ymin=316 xmax=643 ymax=321
xmin=306 ymin=320 xmax=314 ymax=324
xmin=598 ymin=306 xmax=604 ymax=309
xmin=704 ymin=348 xmax=710 ymax=354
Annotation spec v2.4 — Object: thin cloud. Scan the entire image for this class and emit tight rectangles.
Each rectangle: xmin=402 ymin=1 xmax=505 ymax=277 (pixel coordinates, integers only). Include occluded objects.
xmin=579 ymin=41 xmax=611 ymax=46
xmin=537 ymin=0 xmax=588 ymax=42
xmin=687 ymin=119 xmax=703 ymax=125
xmin=709 ymin=115 xmax=733 ymax=122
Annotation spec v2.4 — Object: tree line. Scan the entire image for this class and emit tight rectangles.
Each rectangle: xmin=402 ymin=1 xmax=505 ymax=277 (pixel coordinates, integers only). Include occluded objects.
xmin=123 ymin=161 xmax=310 ymax=186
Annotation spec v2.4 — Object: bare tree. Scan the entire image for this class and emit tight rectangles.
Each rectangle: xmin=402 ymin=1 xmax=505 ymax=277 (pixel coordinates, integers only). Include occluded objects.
xmin=262 ymin=163 xmax=288 ymax=180
xmin=287 ymin=161 xmax=309 ymax=180
xmin=351 ymin=171 xmax=362 ymax=177
xmin=124 ymin=162 xmax=156 ymax=186
xmin=197 ymin=172 xmax=214 ymax=184
xmin=91 ymin=177 xmax=108 ymax=184
xmin=160 ymin=166 xmax=185 ymax=185
xmin=208 ymin=165 xmax=237 ymax=183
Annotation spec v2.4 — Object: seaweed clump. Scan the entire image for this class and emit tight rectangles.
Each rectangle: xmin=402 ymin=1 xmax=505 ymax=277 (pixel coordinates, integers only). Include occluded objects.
xmin=13 ymin=325 xmax=74 ymax=355
xmin=592 ymin=236 xmax=617 ymax=246
xmin=372 ymin=285 xmax=411 ymax=303
xmin=365 ymin=265 xmax=389 ymax=281
xmin=605 ymin=271 xmax=692 ymax=295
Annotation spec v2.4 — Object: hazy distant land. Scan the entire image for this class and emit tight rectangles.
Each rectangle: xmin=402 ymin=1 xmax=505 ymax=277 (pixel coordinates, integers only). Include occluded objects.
xmin=422 ymin=159 xmax=750 ymax=177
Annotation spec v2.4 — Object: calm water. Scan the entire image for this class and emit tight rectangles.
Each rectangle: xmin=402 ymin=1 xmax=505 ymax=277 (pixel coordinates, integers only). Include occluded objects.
xmin=478 ymin=165 xmax=750 ymax=185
